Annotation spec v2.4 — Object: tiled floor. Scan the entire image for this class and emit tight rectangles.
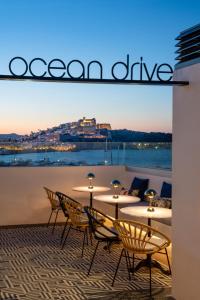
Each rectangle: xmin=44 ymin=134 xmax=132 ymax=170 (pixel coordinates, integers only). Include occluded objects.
xmin=0 ymin=225 xmax=172 ymax=300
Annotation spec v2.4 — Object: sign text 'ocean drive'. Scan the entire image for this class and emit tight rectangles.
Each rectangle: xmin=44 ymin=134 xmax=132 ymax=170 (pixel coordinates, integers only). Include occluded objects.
xmin=8 ymin=55 xmax=173 ymax=82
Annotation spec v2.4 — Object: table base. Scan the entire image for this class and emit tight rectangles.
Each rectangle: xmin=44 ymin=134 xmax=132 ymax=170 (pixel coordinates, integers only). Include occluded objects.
xmin=131 ymin=255 xmax=171 ymax=276
xmin=90 ymin=192 xmax=93 ymax=207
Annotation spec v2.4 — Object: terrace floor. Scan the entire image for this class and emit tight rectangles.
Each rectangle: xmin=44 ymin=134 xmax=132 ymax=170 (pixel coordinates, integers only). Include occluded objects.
xmin=0 ymin=225 xmax=172 ymax=300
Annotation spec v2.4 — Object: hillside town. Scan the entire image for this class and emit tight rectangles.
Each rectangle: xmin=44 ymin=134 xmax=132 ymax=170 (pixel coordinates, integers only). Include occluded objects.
xmin=0 ymin=117 xmax=172 ymax=159
xmin=28 ymin=117 xmax=112 ymax=144
xmin=0 ymin=117 xmax=111 ymax=144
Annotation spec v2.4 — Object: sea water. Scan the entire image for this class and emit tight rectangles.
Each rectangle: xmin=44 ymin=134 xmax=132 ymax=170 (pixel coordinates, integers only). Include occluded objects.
xmin=0 ymin=148 xmax=171 ymax=170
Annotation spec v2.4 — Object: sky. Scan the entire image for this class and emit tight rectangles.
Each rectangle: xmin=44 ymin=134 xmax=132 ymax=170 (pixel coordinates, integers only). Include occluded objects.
xmin=0 ymin=0 xmax=199 ymax=134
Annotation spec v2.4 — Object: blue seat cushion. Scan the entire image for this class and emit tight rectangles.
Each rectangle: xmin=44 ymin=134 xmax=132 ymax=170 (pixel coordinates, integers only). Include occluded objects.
xmin=160 ymin=182 xmax=172 ymax=198
xmin=128 ymin=177 xmax=149 ymax=201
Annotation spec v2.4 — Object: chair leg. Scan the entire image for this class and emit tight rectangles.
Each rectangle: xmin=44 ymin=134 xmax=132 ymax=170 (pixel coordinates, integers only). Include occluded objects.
xmin=81 ymin=228 xmax=87 ymax=257
xmin=107 ymin=241 xmax=111 ymax=253
xmin=126 ymin=251 xmax=132 ymax=270
xmin=165 ymin=248 xmax=172 ymax=275
xmin=87 ymin=241 xmax=100 ymax=276
xmin=112 ymin=248 xmax=124 ymax=286
xmin=52 ymin=209 xmax=59 ymax=234
xmin=125 ymin=250 xmax=131 ymax=281
xmin=60 ymin=217 xmax=69 ymax=245
xmin=132 ymin=254 xmax=135 ymax=276
xmin=61 ymin=225 xmax=72 ymax=249
xmin=89 ymin=229 xmax=93 ymax=246
xmin=149 ymin=254 xmax=152 ymax=298
xmin=127 ymin=251 xmax=133 ymax=274
xmin=86 ymin=228 xmax=89 ymax=246
xmin=47 ymin=210 xmax=53 ymax=227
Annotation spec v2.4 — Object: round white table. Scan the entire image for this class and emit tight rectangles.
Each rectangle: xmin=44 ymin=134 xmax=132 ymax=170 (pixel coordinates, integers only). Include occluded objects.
xmin=72 ymin=186 xmax=110 ymax=207
xmin=120 ymin=205 xmax=172 ymax=275
xmin=93 ymin=194 xmax=140 ymax=219
xmin=120 ymin=206 xmax=172 ymax=226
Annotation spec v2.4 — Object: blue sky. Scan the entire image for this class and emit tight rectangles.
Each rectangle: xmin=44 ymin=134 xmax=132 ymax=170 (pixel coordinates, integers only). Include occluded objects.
xmin=0 ymin=0 xmax=199 ymax=134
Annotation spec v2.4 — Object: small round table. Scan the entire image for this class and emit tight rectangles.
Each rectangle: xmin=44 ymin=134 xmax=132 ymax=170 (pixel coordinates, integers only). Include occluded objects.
xmin=120 ymin=206 xmax=172 ymax=275
xmin=72 ymin=186 xmax=110 ymax=207
xmin=93 ymin=194 xmax=140 ymax=219
xmin=120 ymin=206 xmax=172 ymax=226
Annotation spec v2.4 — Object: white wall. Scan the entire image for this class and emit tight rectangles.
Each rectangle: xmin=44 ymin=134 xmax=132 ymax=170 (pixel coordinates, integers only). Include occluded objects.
xmin=0 ymin=165 xmax=171 ymax=226
xmin=173 ymin=62 xmax=200 ymax=300
xmin=0 ymin=166 xmax=126 ymax=226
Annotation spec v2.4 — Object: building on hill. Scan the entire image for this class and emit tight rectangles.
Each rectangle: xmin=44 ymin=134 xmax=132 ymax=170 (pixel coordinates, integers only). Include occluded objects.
xmin=78 ymin=117 xmax=96 ymax=127
xmin=97 ymin=123 xmax=111 ymax=130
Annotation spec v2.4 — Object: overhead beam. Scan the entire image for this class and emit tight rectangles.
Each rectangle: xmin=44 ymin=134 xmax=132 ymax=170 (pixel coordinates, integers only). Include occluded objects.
xmin=0 ymin=75 xmax=189 ymax=86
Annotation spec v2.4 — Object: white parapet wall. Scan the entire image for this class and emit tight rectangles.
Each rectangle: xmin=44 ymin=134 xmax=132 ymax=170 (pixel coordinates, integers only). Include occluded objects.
xmin=0 ymin=165 xmax=171 ymax=226
xmin=0 ymin=166 xmax=127 ymax=226
xmin=173 ymin=61 xmax=200 ymax=299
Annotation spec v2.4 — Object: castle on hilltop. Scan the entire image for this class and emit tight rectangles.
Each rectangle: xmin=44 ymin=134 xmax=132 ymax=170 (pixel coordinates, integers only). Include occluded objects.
xmin=60 ymin=117 xmax=111 ymax=142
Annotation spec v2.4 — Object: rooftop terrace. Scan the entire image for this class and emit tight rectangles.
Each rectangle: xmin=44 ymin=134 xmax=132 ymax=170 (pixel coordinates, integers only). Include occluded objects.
xmin=0 ymin=165 xmax=172 ymax=300
xmin=0 ymin=224 xmax=172 ymax=300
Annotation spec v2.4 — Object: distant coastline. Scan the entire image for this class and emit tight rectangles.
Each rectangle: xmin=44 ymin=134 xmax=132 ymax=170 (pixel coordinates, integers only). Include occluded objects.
xmin=0 ymin=141 xmax=171 ymax=156
xmin=0 ymin=147 xmax=172 ymax=169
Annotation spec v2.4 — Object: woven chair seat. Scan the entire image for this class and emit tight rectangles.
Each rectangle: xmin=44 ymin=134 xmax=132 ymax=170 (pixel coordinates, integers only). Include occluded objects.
xmin=76 ymin=214 xmax=89 ymax=226
xmin=95 ymin=226 xmax=118 ymax=239
xmin=145 ymin=235 xmax=167 ymax=251
xmin=126 ymin=235 xmax=168 ymax=253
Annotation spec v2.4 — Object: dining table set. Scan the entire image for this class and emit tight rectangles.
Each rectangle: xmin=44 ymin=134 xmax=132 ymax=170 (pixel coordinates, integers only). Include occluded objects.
xmin=72 ymin=185 xmax=141 ymax=219
xmin=72 ymin=173 xmax=171 ymax=222
xmin=43 ymin=170 xmax=172 ymax=298
xmin=72 ymin=172 xmax=172 ymax=275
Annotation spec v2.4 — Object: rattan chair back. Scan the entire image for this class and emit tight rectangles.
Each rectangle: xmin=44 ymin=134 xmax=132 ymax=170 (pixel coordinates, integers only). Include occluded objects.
xmin=56 ymin=191 xmax=79 ymax=217
xmin=62 ymin=197 xmax=86 ymax=228
xmin=44 ymin=187 xmax=59 ymax=210
xmin=84 ymin=206 xmax=118 ymax=240
xmin=114 ymin=219 xmax=171 ymax=254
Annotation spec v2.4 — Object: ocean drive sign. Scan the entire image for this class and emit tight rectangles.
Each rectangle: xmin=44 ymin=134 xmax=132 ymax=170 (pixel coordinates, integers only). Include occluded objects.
xmin=0 ymin=55 xmax=188 ymax=86
xmin=8 ymin=54 xmax=173 ymax=81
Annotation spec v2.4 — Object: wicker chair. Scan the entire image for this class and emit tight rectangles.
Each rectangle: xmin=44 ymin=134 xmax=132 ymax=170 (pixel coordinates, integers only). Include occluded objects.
xmin=112 ymin=219 xmax=171 ymax=294
xmin=56 ymin=192 xmax=81 ymax=244
xmin=43 ymin=187 xmax=61 ymax=234
xmin=84 ymin=206 xmax=120 ymax=275
xmin=61 ymin=199 xmax=90 ymax=257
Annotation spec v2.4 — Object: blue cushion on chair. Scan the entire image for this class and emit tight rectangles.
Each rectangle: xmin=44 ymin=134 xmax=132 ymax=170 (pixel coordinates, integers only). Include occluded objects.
xmin=160 ymin=182 xmax=172 ymax=198
xmin=128 ymin=177 xmax=149 ymax=201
